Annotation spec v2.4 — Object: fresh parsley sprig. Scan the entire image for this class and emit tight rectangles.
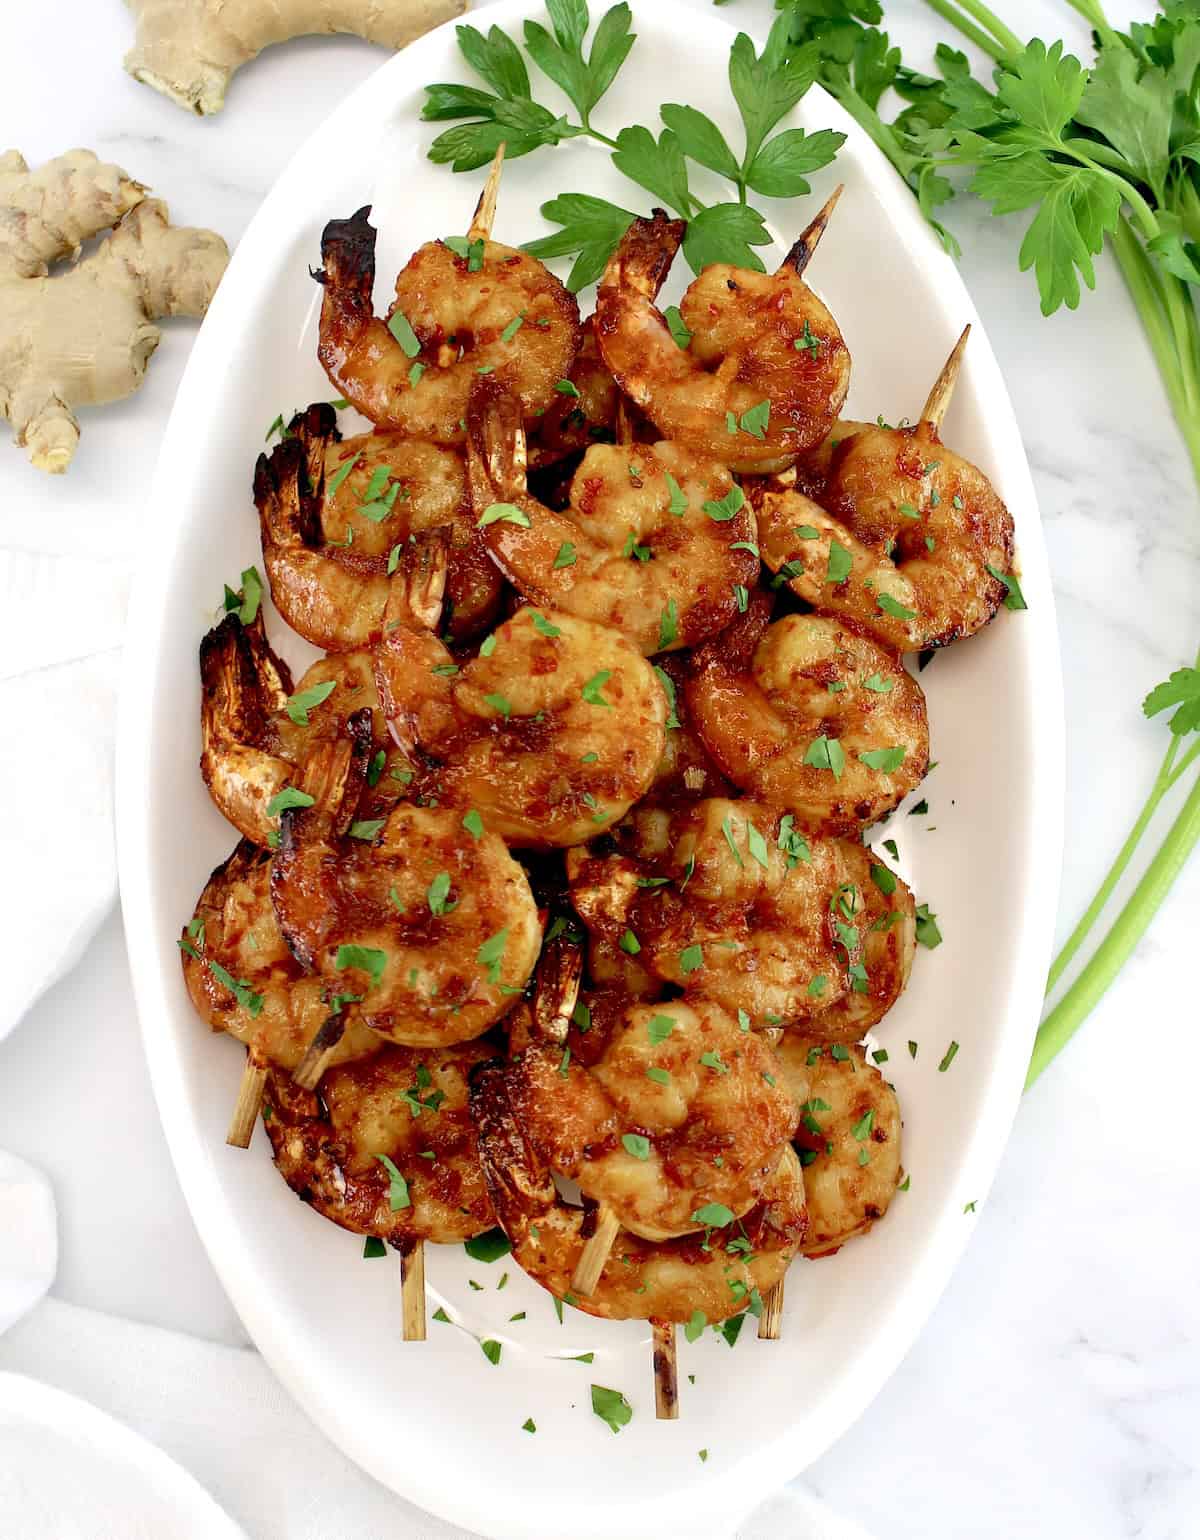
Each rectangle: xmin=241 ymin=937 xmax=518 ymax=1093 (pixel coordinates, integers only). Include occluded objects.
xmin=422 ymin=2 xmax=845 ymax=289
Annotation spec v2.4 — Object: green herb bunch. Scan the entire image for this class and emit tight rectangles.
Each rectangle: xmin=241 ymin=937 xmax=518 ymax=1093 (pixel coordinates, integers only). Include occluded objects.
xmin=422 ymin=0 xmax=846 ymax=289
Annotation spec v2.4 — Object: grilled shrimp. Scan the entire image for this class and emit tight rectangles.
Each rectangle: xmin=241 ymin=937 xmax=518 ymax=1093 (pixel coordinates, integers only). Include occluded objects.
xmin=254 ymin=403 xmax=501 ymax=649
xmin=508 ymin=995 xmax=797 ymax=1241
xmin=761 ymin=331 xmax=1016 ymax=649
xmin=181 ymin=841 xmax=381 ymax=1072
xmin=373 ymin=605 xmax=667 ymax=846
xmin=527 ymin=314 xmax=625 ymax=469
xmin=472 ymin=1059 xmax=808 ymax=1322
xmin=568 ymin=798 xmax=911 ymax=1032
xmin=200 ymin=603 xmax=417 ymax=848
xmin=686 ymin=592 xmax=929 ymax=831
xmin=594 ymin=196 xmax=850 ymax=474
xmin=316 ymin=193 xmax=579 ymax=447
xmin=642 ymin=653 xmax=732 ymax=808
xmin=270 ymin=712 xmax=541 ymax=1047
xmin=262 ymin=1040 xmax=496 ymax=1245
xmin=776 ymin=1037 xmax=902 ymax=1256
xmin=753 ymin=487 xmax=926 ymax=653
xmin=466 ymin=378 xmax=758 ymax=655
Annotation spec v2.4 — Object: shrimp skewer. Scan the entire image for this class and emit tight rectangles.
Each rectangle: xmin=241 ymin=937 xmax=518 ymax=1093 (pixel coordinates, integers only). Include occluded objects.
xmin=467 ymin=377 xmax=759 ymax=656
xmin=271 ymin=710 xmax=542 ymax=1056
xmin=570 ymin=799 xmax=916 ymax=1033
xmin=373 ymin=604 xmax=668 ymax=847
xmin=757 ymin=326 xmax=1016 ymax=650
xmin=471 ymin=1059 xmax=808 ymax=1417
xmin=263 ymin=1035 xmax=499 ymax=1341
xmin=594 ymin=191 xmax=850 ymax=474
xmin=317 ymin=145 xmax=581 ymax=446
xmin=254 ymin=403 xmax=501 ymax=651
xmin=181 ymin=839 xmax=385 ymax=1144
xmin=686 ymin=591 xmax=930 ymax=832
xmin=199 ymin=535 xmax=446 ymax=848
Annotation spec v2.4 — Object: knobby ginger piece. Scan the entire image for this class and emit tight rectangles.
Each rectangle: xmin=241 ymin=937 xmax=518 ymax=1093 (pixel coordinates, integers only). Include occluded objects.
xmin=123 ymin=0 xmax=468 ymax=115
xmin=0 ymin=148 xmax=229 ymax=473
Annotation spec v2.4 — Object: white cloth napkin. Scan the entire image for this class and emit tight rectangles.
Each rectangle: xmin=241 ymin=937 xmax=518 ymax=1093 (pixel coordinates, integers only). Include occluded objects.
xmin=0 ymin=547 xmax=127 ymax=1041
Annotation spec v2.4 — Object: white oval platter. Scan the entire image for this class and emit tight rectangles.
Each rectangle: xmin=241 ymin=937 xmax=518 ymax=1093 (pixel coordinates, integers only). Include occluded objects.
xmin=116 ymin=4 xmax=1065 ymax=1536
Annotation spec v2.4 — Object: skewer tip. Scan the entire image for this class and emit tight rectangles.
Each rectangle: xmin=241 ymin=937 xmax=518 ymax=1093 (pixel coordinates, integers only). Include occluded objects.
xmin=225 ymin=1058 xmax=267 ymax=1148
xmin=291 ymin=1012 xmax=347 ymax=1091
xmin=652 ymin=1319 xmax=679 ymax=1420
xmin=400 ymin=1239 xmax=427 ymax=1342
xmin=570 ymin=1204 xmax=622 ymax=1297
xmin=757 ymin=1280 xmax=785 ymax=1340
xmin=920 ymin=323 xmax=971 ymax=431
xmin=467 ymin=142 xmax=507 ymax=243
xmin=780 ymin=184 xmax=844 ymax=277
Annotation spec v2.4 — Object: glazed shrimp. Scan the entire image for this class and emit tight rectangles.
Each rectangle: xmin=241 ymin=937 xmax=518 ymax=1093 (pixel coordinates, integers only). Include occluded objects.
xmin=776 ymin=1037 xmax=902 ymax=1256
xmin=466 ymin=377 xmax=758 ymax=655
xmin=509 ymin=992 xmax=797 ymax=1241
xmin=594 ymin=194 xmax=850 ymax=474
xmin=254 ymin=403 xmax=501 ymax=649
xmin=317 ymin=151 xmax=580 ymax=447
xmin=181 ymin=840 xmax=382 ymax=1073
xmin=641 ymin=653 xmax=732 ymax=808
xmin=373 ymin=605 xmax=667 ymax=846
xmin=199 ymin=550 xmax=436 ymax=846
xmin=569 ymin=798 xmax=911 ymax=1031
xmin=760 ymin=330 xmax=1016 ymax=649
xmin=262 ymin=1040 xmax=497 ymax=1245
xmin=527 ymin=314 xmax=625 ymax=469
xmin=686 ymin=592 xmax=929 ymax=831
xmin=270 ymin=711 xmax=542 ymax=1047
xmin=472 ymin=1059 xmax=808 ymax=1323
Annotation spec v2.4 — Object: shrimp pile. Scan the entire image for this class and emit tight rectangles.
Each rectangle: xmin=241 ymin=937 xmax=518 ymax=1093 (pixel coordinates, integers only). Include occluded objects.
xmin=178 ymin=148 xmax=1022 ymax=1408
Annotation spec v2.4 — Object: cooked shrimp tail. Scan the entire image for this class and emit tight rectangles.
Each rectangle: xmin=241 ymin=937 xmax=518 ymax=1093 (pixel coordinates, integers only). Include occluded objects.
xmin=921 ymin=323 xmax=970 ymax=429
xmin=199 ymin=612 xmax=295 ymax=846
xmin=532 ymin=937 xmax=584 ymax=1044
xmin=466 ymin=373 xmax=526 ymax=506
xmin=780 ymin=184 xmax=842 ymax=276
xmin=467 ymin=142 xmax=506 ymax=242
xmin=601 ymin=208 xmax=687 ymax=299
xmin=383 ymin=524 xmax=450 ymax=633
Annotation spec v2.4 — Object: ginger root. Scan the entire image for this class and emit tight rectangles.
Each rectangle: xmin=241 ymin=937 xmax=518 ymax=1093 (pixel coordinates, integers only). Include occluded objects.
xmin=0 ymin=149 xmax=228 ymax=473
xmin=123 ymin=0 xmax=468 ymax=116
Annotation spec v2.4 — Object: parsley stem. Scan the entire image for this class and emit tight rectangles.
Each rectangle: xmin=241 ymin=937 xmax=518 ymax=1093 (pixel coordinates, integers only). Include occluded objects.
xmin=1029 ymin=766 xmax=1200 ymax=1087
xmin=934 ymin=0 xmax=1024 ymax=58
xmin=1044 ymin=743 xmax=1176 ymax=996
xmin=1111 ymin=216 xmax=1200 ymax=487
xmin=1059 ymin=0 xmax=1123 ymax=52
xmin=920 ymin=0 xmax=1007 ymax=61
xmin=582 ymin=126 xmax=620 ymax=153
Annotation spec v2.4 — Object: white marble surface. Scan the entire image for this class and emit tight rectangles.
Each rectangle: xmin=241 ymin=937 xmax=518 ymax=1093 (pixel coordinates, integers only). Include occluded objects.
xmin=1 ymin=0 xmax=1198 ymax=1535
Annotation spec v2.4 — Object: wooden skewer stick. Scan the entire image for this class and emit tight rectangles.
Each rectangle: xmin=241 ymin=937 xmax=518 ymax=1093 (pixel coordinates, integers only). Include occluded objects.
xmin=652 ymin=1319 xmax=679 ymax=1420
xmin=225 ymin=1057 xmax=267 ymax=1148
xmin=921 ymin=323 xmax=971 ymax=431
xmin=757 ymin=1279 xmax=785 ymax=1340
xmin=291 ymin=1011 xmax=347 ymax=1091
xmin=400 ymin=1239 xmax=427 ymax=1342
xmin=780 ymin=184 xmax=844 ymax=277
xmin=467 ymin=142 xmax=506 ymax=243
xmin=570 ymin=1203 xmax=622 ymax=1297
